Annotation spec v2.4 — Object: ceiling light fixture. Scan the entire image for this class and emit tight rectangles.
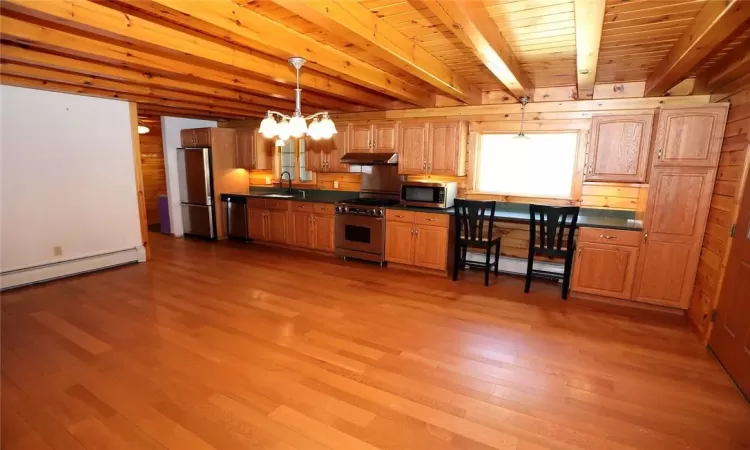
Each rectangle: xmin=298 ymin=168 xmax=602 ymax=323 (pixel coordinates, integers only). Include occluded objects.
xmin=513 ymin=96 xmax=531 ymax=141
xmin=137 ymin=121 xmax=150 ymax=134
xmin=258 ymin=57 xmax=337 ymax=143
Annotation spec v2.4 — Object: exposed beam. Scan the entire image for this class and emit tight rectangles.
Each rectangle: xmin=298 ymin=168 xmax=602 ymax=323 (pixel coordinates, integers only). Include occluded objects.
xmin=0 ymin=0 xmax=400 ymax=108
xmin=0 ymin=14 xmax=361 ymax=112
xmin=644 ymin=0 xmax=750 ymax=96
xmin=112 ymin=0 xmax=439 ymax=107
xmin=0 ymin=74 xmax=253 ymax=119
xmin=0 ymin=45 xmax=298 ymax=111
xmin=415 ymin=0 xmax=533 ymax=100
xmin=0 ymin=61 xmax=268 ymax=116
xmin=136 ymin=106 xmax=240 ymax=121
xmin=704 ymin=42 xmax=750 ymax=92
xmin=574 ymin=0 xmax=606 ymax=100
xmin=268 ymin=0 xmax=481 ymax=104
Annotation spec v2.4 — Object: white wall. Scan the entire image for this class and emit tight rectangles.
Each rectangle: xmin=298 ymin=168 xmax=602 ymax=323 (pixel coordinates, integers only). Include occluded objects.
xmin=0 ymin=86 xmax=144 ymax=288
xmin=160 ymin=116 xmax=216 ymax=237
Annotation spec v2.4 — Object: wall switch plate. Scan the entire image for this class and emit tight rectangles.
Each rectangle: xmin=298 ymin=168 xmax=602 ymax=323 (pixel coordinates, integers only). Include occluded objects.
xmin=333 ymin=181 xmax=339 ymax=189
xmin=265 ymin=176 xmax=272 ymax=185
xmin=53 ymin=246 xmax=63 ymax=256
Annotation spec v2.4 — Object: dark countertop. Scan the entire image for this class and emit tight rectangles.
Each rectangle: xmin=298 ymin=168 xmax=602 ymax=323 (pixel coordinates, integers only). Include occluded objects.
xmin=221 ymin=187 xmax=358 ymax=204
xmin=387 ymin=203 xmax=643 ymax=231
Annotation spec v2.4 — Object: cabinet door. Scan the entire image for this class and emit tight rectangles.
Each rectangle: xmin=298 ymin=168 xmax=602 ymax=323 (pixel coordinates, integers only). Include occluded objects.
xmin=267 ymin=210 xmax=288 ymax=243
xmin=305 ymin=138 xmax=325 ymax=172
xmin=349 ymin=124 xmax=372 ymax=152
xmin=398 ymin=122 xmax=429 ymax=174
xmin=632 ymin=167 xmax=715 ymax=308
xmin=291 ymin=211 xmax=313 ymax=247
xmin=385 ymin=221 xmax=415 ymax=265
xmin=413 ymin=225 xmax=449 ymax=271
xmin=236 ymin=127 xmax=255 ymax=169
xmin=254 ymin=130 xmax=274 ymax=170
xmin=182 ymin=128 xmax=212 ymax=147
xmin=373 ymin=123 xmax=398 ymax=152
xmin=312 ymin=215 xmax=335 ymax=252
xmin=429 ymin=121 xmax=462 ymax=176
xmin=586 ymin=114 xmax=653 ymax=182
xmin=571 ymin=242 xmax=638 ymax=299
xmin=248 ymin=209 xmax=266 ymax=241
xmin=326 ymin=130 xmax=349 ymax=172
xmin=652 ymin=106 xmax=727 ymax=168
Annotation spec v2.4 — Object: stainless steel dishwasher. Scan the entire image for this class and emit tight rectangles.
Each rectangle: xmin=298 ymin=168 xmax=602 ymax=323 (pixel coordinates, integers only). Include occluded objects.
xmin=221 ymin=195 xmax=250 ymax=241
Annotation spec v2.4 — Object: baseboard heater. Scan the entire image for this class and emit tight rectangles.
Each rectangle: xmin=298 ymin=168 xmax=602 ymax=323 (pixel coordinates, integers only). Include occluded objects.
xmin=464 ymin=251 xmax=564 ymax=278
xmin=0 ymin=246 xmax=146 ymax=291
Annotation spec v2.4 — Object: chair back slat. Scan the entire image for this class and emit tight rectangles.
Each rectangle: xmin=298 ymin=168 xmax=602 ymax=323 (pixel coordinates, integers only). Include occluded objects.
xmin=528 ymin=204 xmax=580 ymax=255
xmin=454 ymin=199 xmax=497 ymax=245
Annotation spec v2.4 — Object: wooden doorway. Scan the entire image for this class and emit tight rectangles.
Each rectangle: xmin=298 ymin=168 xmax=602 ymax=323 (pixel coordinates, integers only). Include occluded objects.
xmin=137 ymin=115 xmax=168 ymax=232
xmin=710 ymin=164 xmax=750 ymax=400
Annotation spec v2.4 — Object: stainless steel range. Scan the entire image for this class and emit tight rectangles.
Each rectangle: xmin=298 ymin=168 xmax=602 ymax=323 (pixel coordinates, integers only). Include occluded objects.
xmin=334 ymin=156 xmax=404 ymax=265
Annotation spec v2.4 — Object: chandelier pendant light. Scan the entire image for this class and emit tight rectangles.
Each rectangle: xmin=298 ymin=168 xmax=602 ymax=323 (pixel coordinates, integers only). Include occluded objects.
xmin=258 ymin=57 xmax=337 ymax=146
xmin=513 ymin=96 xmax=531 ymax=141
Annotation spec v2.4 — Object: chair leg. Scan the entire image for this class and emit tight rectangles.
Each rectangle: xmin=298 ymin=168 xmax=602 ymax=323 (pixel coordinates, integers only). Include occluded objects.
xmin=524 ymin=249 xmax=534 ymax=293
xmin=561 ymin=251 xmax=573 ymax=300
xmin=484 ymin=246 xmax=492 ymax=286
xmin=452 ymin=242 xmax=461 ymax=281
xmin=460 ymin=245 xmax=467 ymax=271
xmin=494 ymin=240 xmax=500 ymax=276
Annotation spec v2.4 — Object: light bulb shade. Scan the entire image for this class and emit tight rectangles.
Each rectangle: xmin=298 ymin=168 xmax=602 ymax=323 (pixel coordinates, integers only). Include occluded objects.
xmin=275 ymin=139 xmax=285 ymax=147
xmin=319 ymin=117 xmax=337 ymax=139
xmin=288 ymin=115 xmax=307 ymax=138
xmin=137 ymin=125 xmax=150 ymax=135
xmin=277 ymin=119 xmax=291 ymax=141
xmin=308 ymin=119 xmax=322 ymax=140
xmin=259 ymin=115 xmax=278 ymax=138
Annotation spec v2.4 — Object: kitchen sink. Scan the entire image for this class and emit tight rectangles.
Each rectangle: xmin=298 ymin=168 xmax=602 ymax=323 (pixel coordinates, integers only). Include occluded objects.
xmin=258 ymin=193 xmax=295 ymax=198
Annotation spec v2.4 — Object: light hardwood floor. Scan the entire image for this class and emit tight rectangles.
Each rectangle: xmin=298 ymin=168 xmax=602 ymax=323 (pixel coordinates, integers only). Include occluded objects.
xmin=2 ymin=233 xmax=749 ymax=450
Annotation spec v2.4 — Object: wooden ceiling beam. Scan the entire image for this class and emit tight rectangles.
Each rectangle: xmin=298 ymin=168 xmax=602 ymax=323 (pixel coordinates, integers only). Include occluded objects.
xmin=0 ymin=45 xmax=297 ymax=111
xmin=703 ymin=42 xmax=750 ymax=92
xmin=574 ymin=0 xmax=606 ymax=100
xmin=644 ymin=0 xmax=750 ymax=96
xmin=0 ymin=15 xmax=361 ymax=112
xmin=0 ymin=0 xmax=398 ymax=109
xmin=0 ymin=74 xmax=254 ymax=118
xmin=137 ymin=105 xmax=237 ymax=121
xmin=110 ymin=0 xmax=436 ymax=108
xmin=0 ymin=61 xmax=267 ymax=116
xmin=414 ymin=0 xmax=534 ymax=100
xmin=268 ymin=0 xmax=481 ymax=104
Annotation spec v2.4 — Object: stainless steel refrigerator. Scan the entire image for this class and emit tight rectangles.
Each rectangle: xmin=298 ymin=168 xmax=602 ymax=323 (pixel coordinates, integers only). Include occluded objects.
xmin=177 ymin=147 xmax=216 ymax=239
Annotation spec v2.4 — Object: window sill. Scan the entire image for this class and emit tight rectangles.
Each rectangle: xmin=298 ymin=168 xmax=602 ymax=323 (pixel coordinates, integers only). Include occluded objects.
xmin=466 ymin=192 xmax=581 ymax=206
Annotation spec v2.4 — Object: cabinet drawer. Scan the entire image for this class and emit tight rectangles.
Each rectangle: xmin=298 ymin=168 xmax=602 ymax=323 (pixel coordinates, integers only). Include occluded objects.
xmin=415 ymin=212 xmax=450 ymax=228
xmin=314 ymin=203 xmax=335 ymax=215
xmin=386 ymin=209 xmax=416 ymax=223
xmin=247 ymin=198 xmax=266 ymax=210
xmin=292 ymin=202 xmax=314 ymax=212
xmin=266 ymin=199 xmax=290 ymax=211
xmin=578 ymin=227 xmax=641 ymax=247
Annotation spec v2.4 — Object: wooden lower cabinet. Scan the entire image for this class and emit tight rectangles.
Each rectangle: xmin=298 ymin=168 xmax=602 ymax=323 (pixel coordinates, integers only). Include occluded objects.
xmin=385 ymin=210 xmax=450 ymax=271
xmin=571 ymin=242 xmax=639 ymax=300
xmin=292 ymin=211 xmax=313 ymax=248
xmin=249 ymin=201 xmax=334 ymax=253
xmin=248 ymin=209 xmax=265 ymax=240
xmin=312 ymin=215 xmax=335 ymax=252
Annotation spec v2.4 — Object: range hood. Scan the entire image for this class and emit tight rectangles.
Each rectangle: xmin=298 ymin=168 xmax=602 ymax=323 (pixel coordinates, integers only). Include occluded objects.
xmin=340 ymin=152 xmax=398 ymax=165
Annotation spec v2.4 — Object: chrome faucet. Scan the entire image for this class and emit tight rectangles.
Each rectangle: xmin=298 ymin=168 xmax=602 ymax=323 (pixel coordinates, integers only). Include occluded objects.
xmin=280 ymin=171 xmax=293 ymax=194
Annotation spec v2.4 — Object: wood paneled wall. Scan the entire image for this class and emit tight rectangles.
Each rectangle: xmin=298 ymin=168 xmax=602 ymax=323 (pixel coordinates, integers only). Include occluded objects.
xmin=690 ymin=83 xmax=750 ymax=342
xmin=138 ymin=117 xmax=166 ymax=226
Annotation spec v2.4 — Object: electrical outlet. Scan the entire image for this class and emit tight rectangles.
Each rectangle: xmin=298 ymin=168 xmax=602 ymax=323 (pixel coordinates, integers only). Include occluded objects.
xmin=333 ymin=180 xmax=340 ymax=189
xmin=265 ymin=176 xmax=272 ymax=185
xmin=53 ymin=246 xmax=63 ymax=257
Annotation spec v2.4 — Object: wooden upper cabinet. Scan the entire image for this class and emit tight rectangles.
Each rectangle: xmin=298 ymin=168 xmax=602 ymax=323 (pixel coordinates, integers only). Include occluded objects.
xmin=633 ymin=167 xmax=715 ymax=308
xmin=236 ymin=127 xmax=255 ymax=170
xmin=305 ymin=138 xmax=325 ymax=172
xmin=307 ymin=130 xmax=348 ymax=172
xmin=398 ymin=122 xmax=429 ymax=175
xmin=254 ymin=130 xmax=274 ymax=171
xmin=373 ymin=122 xmax=398 ymax=152
xmin=327 ymin=130 xmax=348 ymax=172
xmin=429 ymin=121 xmax=465 ymax=176
xmin=571 ymin=242 xmax=638 ymax=300
xmin=586 ymin=114 xmax=653 ymax=182
xmin=349 ymin=124 xmax=372 ymax=152
xmin=180 ymin=128 xmax=212 ymax=147
xmin=652 ymin=106 xmax=728 ymax=168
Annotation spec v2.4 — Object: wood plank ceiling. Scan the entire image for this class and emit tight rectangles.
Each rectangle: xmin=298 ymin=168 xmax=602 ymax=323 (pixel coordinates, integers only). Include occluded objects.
xmin=0 ymin=0 xmax=748 ymax=121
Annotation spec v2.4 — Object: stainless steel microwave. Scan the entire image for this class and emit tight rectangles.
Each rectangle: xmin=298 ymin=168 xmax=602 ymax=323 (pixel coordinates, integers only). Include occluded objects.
xmin=400 ymin=181 xmax=457 ymax=209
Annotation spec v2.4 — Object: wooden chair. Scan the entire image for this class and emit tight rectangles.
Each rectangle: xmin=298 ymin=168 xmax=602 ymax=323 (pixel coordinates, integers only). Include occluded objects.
xmin=452 ymin=199 xmax=501 ymax=286
xmin=524 ymin=204 xmax=580 ymax=299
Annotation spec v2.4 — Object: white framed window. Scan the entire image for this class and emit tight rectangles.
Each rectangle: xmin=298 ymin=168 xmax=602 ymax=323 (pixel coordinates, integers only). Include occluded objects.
xmin=474 ymin=132 xmax=579 ymax=198
xmin=276 ymin=138 xmax=313 ymax=183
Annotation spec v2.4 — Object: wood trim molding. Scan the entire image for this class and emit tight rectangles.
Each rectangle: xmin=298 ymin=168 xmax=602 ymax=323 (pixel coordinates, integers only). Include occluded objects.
xmin=644 ymin=1 xmax=750 ymax=96
xmin=128 ymin=102 xmax=150 ymax=261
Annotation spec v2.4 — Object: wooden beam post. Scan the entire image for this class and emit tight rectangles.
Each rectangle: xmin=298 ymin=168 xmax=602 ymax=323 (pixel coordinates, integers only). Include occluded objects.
xmin=704 ymin=43 xmax=750 ymax=93
xmin=644 ymin=1 xmax=750 ymax=96
xmin=574 ymin=0 xmax=606 ymax=100
xmin=128 ymin=102 xmax=150 ymax=261
xmin=416 ymin=0 xmax=534 ymax=100
xmin=268 ymin=0 xmax=481 ymax=104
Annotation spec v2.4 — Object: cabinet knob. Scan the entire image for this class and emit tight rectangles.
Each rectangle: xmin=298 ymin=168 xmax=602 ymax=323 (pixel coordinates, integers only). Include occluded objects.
xmin=644 ymin=231 xmax=648 ymax=241
xmin=423 ymin=161 xmax=427 ymax=169
xmin=395 ymin=214 xmax=404 ymax=218
xmin=427 ymin=218 xmax=437 ymax=222
xmin=657 ymin=150 xmax=662 ymax=160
